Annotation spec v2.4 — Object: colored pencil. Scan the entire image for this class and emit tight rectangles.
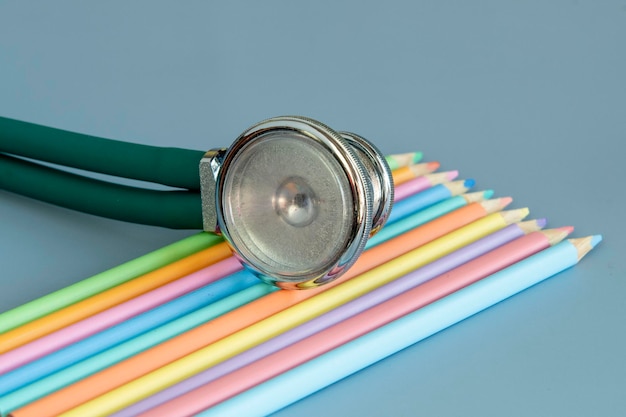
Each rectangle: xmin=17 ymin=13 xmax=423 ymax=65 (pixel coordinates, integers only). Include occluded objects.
xmin=14 ymin=205 xmax=525 ymax=417
xmin=192 ymin=236 xmax=601 ymax=417
xmin=0 ymin=257 xmax=242 ymax=376
xmin=393 ymin=171 xmax=458 ymax=201
xmin=385 ymin=179 xmax=476 ymax=225
xmin=0 ymin=258 xmax=249 ymax=395
xmin=111 ymin=219 xmax=547 ymax=417
xmin=0 ymin=277 xmax=276 ymax=415
xmin=0 ymin=198 xmax=512 ymax=416
xmin=135 ymin=226 xmax=570 ymax=417
xmin=385 ymin=152 xmax=423 ymax=170
xmin=0 ymin=232 xmax=222 ymax=334
xmin=0 ymin=243 xmax=233 ymax=355
xmin=367 ymin=190 xmax=493 ymax=248
xmin=392 ymin=161 xmax=440 ymax=185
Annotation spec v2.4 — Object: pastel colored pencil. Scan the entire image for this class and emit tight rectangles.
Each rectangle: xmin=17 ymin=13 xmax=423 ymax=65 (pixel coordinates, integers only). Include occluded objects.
xmin=393 ymin=171 xmax=458 ymax=201
xmin=16 ymin=205 xmax=525 ymax=417
xmin=385 ymin=152 xmax=423 ymax=170
xmin=193 ymin=236 xmax=601 ymax=417
xmin=0 ymin=256 xmax=242 ymax=376
xmin=0 ymin=258 xmax=248 ymax=395
xmin=367 ymin=190 xmax=493 ymax=248
xmin=0 ymin=242 xmax=233 ymax=354
xmin=0 ymin=232 xmax=222 ymax=334
xmin=136 ymin=226 xmax=570 ymax=417
xmin=385 ymin=179 xmax=476 ymax=225
xmin=0 ymin=200 xmax=506 ymax=414
xmin=392 ymin=161 xmax=440 ymax=185
xmin=112 ymin=219 xmax=547 ymax=417
xmin=0 ymin=278 xmax=276 ymax=415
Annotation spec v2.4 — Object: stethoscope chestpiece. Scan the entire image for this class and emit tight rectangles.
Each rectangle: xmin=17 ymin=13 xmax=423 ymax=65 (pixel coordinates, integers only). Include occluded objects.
xmin=200 ymin=116 xmax=393 ymax=289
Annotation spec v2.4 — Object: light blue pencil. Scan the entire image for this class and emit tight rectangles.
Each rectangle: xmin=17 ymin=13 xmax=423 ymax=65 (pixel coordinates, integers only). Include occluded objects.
xmin=198 ymin=236 xmax=601 ymax=417
xmin=0 ymin=281 xmax=276 ymax=415
xmin=385 ymin=179 xmax=475 ymax=225
xmin=0 ymin=270 xmax=259 ymax=396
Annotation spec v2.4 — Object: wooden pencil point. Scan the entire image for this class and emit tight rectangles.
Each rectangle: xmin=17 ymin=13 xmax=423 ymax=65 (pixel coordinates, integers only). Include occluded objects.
xmin=517 ymin=219 xmax=547 ymax=234
xmin=443 ymin=180 xmax=472 ymax=197
xmin=541 ymin=228 xmax=574 ymax=246
xmin=499 ymin=208 xmax=530 ymax=224
xmin=460 ymin=190 xmax=489 ymax=204
xmin=480 ymin=197 xmax=513 ymax=214
xmin=423 ymin=171 xmax=458 ymax=186
xmin=570 ymin=235 xmax=602 ymax=260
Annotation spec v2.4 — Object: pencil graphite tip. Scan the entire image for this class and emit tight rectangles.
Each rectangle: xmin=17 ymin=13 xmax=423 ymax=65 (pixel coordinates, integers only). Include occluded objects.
xmin=591 ymin=234 xmax=603 ymax=248
xmin=426 ymin=161 xmax=440 ymax=171
xmin=569 ymin=235 xmax=602 ymax=260
xmin=499 ymin=196 xmax=513 ymax=208
xmin=536 ymin=218 xmax=548 ymax=228
xmin=412 ymin=151 xmax=424 ymax=163
xmin=444 ymin=180 xmax=474 ymax=196
xmin=483 ymin=189 xmax=494 ymax=199
xmin=446 ymin=170 xmax=459 ymax=181
xmin=463 ymin=178 xmax=476 ymax=188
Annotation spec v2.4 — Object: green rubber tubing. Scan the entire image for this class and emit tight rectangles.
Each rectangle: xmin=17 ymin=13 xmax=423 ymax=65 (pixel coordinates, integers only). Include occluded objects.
xmin=0 ymin=116 xmax=205 ymax=190
xmin=0 ymin=153 xmax=203 ymax=229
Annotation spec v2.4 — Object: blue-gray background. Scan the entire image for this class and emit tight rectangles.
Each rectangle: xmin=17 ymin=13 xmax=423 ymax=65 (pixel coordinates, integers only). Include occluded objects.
xmin=1 ymin=1 xmax=624 ymax=416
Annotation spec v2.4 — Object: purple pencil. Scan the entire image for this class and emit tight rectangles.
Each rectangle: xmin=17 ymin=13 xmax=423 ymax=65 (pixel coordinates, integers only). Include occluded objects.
xmin=111 ymin=218 xmax=546 ymax=417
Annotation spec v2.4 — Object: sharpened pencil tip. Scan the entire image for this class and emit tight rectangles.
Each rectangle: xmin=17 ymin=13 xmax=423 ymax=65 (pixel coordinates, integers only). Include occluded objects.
xmin=499 ymin=196 xmax=513 ymax=208
xmin=427 ymin=161 xmax=440 ymax=171
xmin=557 ymin=226 xmax=575 ymax=235
xmin=499 ymin=207 xmax=530 ymax=224
xmin=413 ymin=152 xmax=423 ymax=163
xmin=591 ymin=235 xmax=603 ymax=248
xmin=536 ymin=218 xmax=548 ymax=228
xmin=446 ymin=170 xmax=459 ymax=181
xmin=463 ymin=178 xmax=476 ymax=188
xmin=483 ymin=189 xmax=494 ymax=199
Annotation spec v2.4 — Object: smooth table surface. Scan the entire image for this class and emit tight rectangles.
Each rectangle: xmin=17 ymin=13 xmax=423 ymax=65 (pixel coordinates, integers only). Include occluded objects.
xmin=1 ymin=2 xmax=624 ymax=416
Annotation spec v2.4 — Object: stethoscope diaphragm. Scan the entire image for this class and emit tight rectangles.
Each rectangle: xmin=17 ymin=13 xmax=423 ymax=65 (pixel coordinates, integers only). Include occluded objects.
xmin=200 ymin=116 xmax=393 ymax=289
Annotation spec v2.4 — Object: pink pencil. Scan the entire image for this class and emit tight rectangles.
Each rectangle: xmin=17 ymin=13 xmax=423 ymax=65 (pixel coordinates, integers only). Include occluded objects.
xmin=141 ymin=227 xmax=571 ymax=416
xmin=0 ymin=257 xmax=242 ymax=374
xmin=393 ymin=170 xmax=458 ymax=201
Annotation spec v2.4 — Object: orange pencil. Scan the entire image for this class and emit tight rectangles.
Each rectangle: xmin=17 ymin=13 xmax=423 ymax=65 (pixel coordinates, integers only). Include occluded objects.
xmin=11 ymin=199 xmax=513 ymax=417
xmin=0 ymin=243 xmax=233 ymax=354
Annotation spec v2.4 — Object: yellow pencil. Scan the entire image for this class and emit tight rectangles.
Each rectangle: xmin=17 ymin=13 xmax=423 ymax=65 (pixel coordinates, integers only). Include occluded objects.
xmin=57 ymin=208 xmax=529 ymax=417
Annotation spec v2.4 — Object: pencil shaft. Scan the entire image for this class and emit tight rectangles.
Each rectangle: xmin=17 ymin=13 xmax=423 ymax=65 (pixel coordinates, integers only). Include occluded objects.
xmin=0 ymin=280 xmax=276 ymax=414
xmin=196 ymin=239 xmax=591 ymax=417
xmin=28 ymin=209 xmax=515 ymax=417
xmin=385 ymin=183 xmax=453 ymax=225
xmin=0 ymin=243 xmax=233 ymax=354
xmin=367 ymin=196 xmax=466 ymax=248
xmin=113 ymin=222 xmax=532 ymax=417
xmin=0 ymin=233 xmax=222 ymax=334
xmin=0 ymin=259 xmax=246 ymax=396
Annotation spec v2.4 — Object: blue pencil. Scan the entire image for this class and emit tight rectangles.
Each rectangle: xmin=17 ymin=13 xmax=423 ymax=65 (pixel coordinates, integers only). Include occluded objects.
xmin=198 ymin=236 xmax=601 ymax=417
xmin=0 ymin=270 xmax=258 ymax=396
xmin=385 ymin=179 xmax=475 ymax=224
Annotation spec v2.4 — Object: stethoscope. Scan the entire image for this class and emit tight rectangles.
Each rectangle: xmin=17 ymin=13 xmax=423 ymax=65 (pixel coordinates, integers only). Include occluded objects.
xmin=0 ymin=115 xmax=394 ymax=289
